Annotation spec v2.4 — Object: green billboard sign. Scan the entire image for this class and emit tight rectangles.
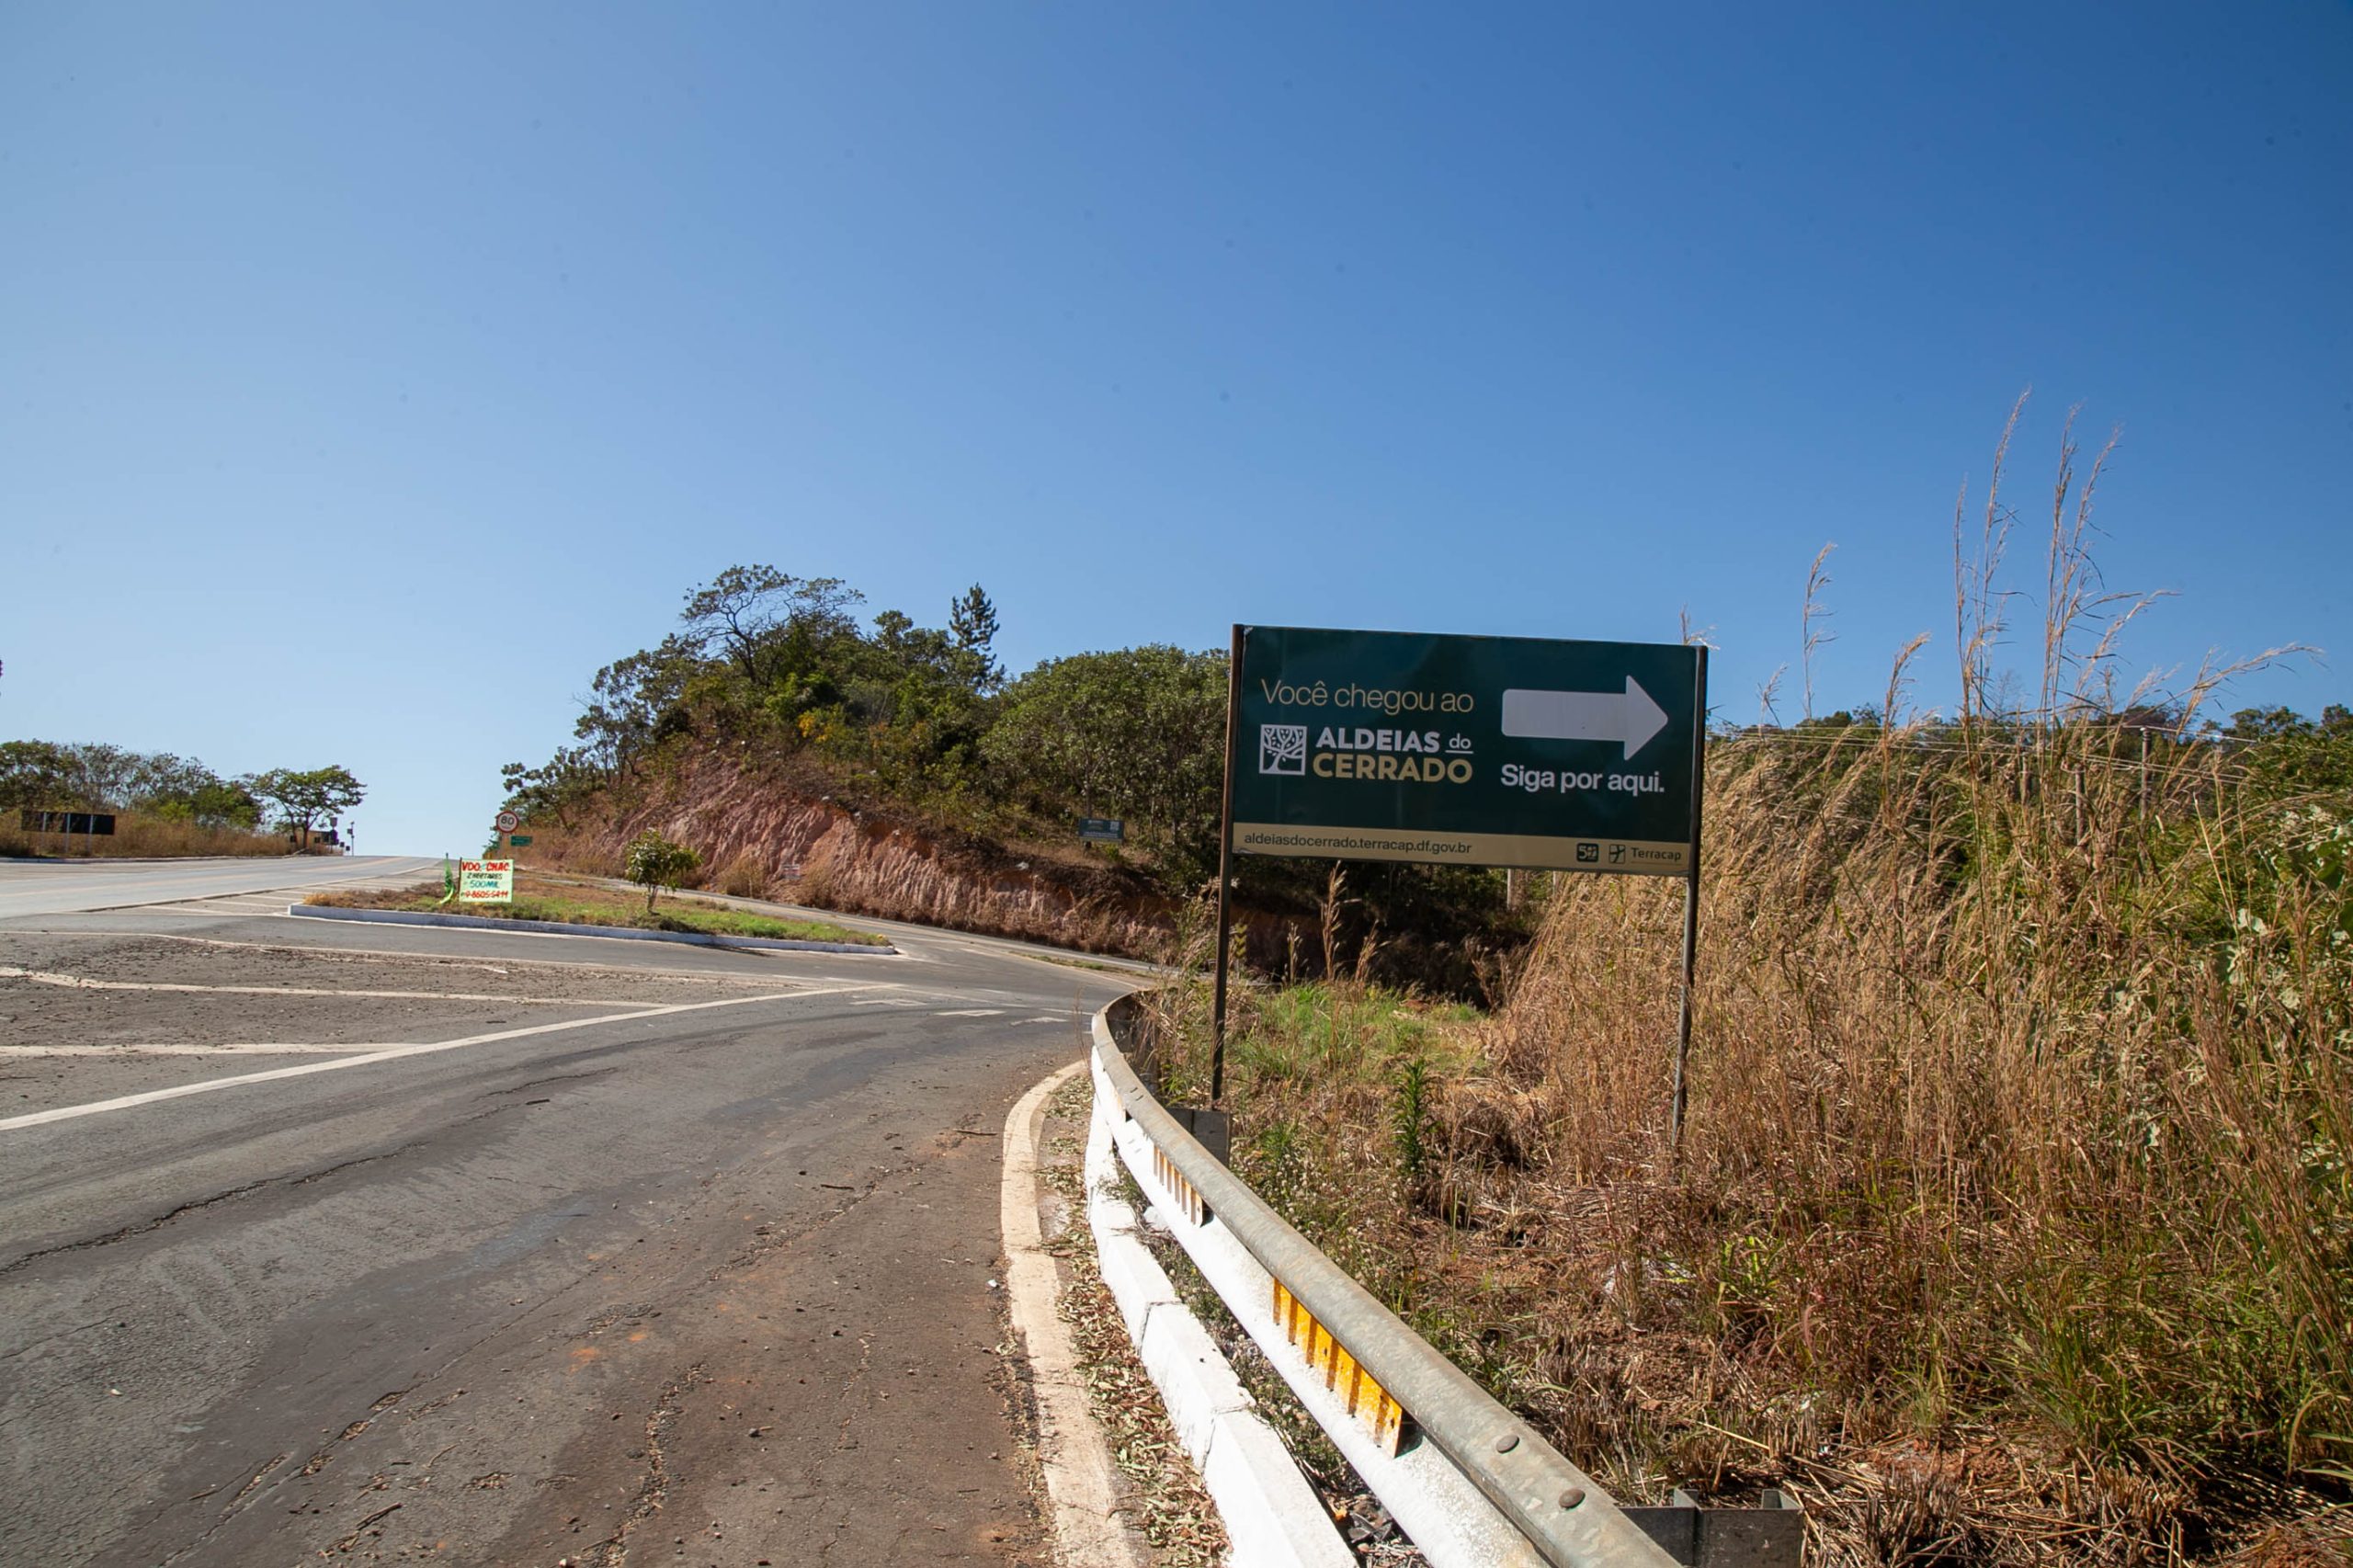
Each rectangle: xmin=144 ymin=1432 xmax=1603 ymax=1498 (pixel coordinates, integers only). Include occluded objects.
xmin=1229 ymin=625 xmax=1704 ymax=876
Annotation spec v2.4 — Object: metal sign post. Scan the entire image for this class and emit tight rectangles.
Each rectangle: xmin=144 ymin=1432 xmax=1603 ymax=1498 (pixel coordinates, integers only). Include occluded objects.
xmin=1211 ymin=624 xmax=1243 ymax=1103
xmin=1668 ymin=645 xmax=1709 ymax=1156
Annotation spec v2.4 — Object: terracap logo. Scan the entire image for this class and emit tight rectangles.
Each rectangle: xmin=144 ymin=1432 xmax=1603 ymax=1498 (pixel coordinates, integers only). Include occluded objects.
xmin=1259 ymin=723 xmax=1307 ymax=776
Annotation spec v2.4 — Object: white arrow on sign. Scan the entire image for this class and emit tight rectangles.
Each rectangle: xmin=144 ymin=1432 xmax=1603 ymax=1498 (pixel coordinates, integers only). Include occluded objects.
xmin=1500 ymin=677 xmax=1672 ymax=760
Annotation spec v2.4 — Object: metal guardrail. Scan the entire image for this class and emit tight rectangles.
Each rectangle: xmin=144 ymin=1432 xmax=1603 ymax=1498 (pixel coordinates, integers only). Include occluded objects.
xmin=1093 ymin=994 xmax=1745 ymax=1568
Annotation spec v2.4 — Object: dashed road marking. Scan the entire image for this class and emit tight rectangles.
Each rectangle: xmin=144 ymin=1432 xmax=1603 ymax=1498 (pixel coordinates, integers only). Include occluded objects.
xmin=935 ymin=1008 xmax=1006 ymax=1017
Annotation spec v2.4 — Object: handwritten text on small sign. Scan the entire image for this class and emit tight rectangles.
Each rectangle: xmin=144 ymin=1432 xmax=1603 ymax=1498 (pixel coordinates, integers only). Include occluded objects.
xmin=458 ymin=859 xmax=515 ymax=903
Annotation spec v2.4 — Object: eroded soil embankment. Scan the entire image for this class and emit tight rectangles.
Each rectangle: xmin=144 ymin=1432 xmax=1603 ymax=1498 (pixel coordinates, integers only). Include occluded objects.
xmin=521 ymin=756 xmax=1179 ymax=958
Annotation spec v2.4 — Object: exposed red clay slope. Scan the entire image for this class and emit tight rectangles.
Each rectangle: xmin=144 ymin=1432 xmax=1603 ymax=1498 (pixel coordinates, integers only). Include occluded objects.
xmin=525 ymin=753 xmax=1177 ymax=958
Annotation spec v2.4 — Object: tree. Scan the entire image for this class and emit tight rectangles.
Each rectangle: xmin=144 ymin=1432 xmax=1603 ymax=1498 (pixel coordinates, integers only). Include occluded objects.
xmin=624 ymin=830 xmax=701 ymax=913
xmin=983 ymin=645 xmax=1228 ymax=882
xmin=65 ymin=744 xmax=142 ymax=807
xmin=679 ymin=565 xmax=865 ymax=688
xmin=1 ymin=742 xmax=262 ymax=831
xmin=188 ymin=778 xmax=262 ymax=831
xmin=576 ymin=634 xmax=703 ymax=767
xmin=250 ymin=766 xmax=366 ymax=849
xmin=0 ymin=741 xmax=78 ymax=811
xmin=125 ymin=754 xmax=260 ymax=828
xmin=947 ymin=584 xmax=1004 ymax=693
xmin=499 ymin=746 xmax=608 ymax=828
xmin=2226 ymin=705 xmax=2353 ymax=793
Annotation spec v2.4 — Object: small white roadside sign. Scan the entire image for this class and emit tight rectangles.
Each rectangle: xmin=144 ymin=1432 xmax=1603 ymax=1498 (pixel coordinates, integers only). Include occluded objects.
xmin=458 ymin=858 xmax=515 ymax=903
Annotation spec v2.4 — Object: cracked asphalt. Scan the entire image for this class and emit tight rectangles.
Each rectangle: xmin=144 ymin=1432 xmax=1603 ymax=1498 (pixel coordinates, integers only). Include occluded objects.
xmin=0 ymin=859 xmax=1138 ymax=1566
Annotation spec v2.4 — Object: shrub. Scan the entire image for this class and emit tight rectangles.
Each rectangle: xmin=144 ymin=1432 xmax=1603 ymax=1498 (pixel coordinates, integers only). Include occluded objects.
xmin=623 ymin=830 xmax=702 ymax=912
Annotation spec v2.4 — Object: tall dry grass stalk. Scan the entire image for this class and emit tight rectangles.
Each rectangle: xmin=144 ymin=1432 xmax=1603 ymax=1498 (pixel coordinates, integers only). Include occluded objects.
xmin=1802 ymin=542 xmax=1836 ymax=724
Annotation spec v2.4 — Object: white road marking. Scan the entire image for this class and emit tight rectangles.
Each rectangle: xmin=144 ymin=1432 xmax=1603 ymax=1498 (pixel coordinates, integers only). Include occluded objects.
xmin=936 ymin=1008 xmax=1006 ymax=1017
xmin=852 ymin=997 xmax=924 ymax=1007
xmin=0 ymin=858 xmax=445 ymax=919
xmin=1023 ymin=1016 xmax=1063 ymax=1024
xmin=0 ymin=1043 xmax=389 ymax=1057
xmin=0 ymin=984 xmax=879 ymax=1131
xmin=0 ymin=965 xmax=667 ymax=1007
xmin=5 ymin=928 xmax=832 ymax=982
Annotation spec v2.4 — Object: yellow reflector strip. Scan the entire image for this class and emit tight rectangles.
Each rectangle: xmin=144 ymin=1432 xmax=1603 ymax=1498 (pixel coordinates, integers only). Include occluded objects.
xmin=1150 ymin=1143 xmax=1206 ymax=1226
xmin=1270 ymin=1279 xmax=1407 ymax=1455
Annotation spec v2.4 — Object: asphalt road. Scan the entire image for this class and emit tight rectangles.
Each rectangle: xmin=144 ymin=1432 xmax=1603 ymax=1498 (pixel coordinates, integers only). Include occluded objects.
xmin=0 ymin=854 xmax=446 ymax=921
xmin=0 ymin=858 xmax=1137 ymax=1567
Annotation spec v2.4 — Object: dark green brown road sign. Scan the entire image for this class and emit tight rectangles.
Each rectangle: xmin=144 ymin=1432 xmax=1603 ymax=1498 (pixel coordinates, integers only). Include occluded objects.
xmin=1229 ymin=624 xmax=1704 ymax=875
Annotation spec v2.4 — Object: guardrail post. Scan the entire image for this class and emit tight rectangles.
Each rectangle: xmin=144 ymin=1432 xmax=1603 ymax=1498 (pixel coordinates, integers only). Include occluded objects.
xmin=1622 ymin=1489 xmax=1803 ymax=1568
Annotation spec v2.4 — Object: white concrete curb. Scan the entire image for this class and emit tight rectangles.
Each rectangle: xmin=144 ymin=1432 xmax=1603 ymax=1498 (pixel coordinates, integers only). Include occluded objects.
xmin=1084 ymin=1075 xmax=1354 ymax=1568
xmin=1001 ymin=1061 xmax=1152 ymax=1568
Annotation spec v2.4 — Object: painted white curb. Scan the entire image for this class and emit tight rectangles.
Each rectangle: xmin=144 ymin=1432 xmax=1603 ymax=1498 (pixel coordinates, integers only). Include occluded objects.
xmin=1085 ymin=1085 xmax=1354 ymax=1568
xmin=1001 ymin=1061 xmax=1152 ymax=1568
xmin=1092 ymin=1060 xmax=1551 ymax=1568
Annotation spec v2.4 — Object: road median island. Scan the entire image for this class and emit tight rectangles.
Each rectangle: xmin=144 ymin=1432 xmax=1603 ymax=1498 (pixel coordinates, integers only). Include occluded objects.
xmin=298 ymin=872 xmax=894 ymax=955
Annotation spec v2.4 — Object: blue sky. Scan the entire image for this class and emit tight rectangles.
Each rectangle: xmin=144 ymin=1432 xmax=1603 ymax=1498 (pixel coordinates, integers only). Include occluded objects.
xmin=4 ymin=3 xmax=2347 ymax=853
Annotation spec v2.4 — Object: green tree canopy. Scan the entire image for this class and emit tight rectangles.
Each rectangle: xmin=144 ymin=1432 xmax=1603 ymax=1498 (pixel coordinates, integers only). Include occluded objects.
xmin=983 ymin=644 xmax=1228 ymax=883
xmin=250 ymin=766 xmax=366 ymax=847
xmin=1 ymin=741 xmax=259 ymax=829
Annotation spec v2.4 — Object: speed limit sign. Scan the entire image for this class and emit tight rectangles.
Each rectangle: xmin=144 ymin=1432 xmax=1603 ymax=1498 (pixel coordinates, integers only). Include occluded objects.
xmin=494 ymin=810 xmax=520 ymax=834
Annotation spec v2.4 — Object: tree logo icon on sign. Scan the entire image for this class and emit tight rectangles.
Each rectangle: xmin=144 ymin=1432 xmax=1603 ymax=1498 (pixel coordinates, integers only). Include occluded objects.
xmin=1259 ymin=724 xmax=1307 ymax=776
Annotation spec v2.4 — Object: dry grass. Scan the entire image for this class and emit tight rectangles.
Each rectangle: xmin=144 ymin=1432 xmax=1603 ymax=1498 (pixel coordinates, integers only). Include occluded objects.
xmin=1462 ymin=719 xmax=2352 ymax=1562
xmin=1181 ymin=717 xmax=2353 ymax=1561
xmin=1160 ymin=405 xmax=2353 ymax=1563
xmin=0 ymin=813 xmax=291 ymax=860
